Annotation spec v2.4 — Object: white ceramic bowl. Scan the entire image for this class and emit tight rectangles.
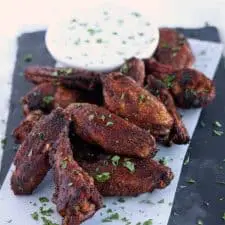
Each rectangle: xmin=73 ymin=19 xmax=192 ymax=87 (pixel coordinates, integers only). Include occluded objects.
xmin=45 ymin=3 xmax=159 ymax=72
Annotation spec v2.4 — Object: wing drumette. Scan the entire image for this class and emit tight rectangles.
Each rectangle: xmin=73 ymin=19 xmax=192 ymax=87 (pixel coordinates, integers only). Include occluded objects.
xmin=50 ymin=126 xmax=103 ymax=225
xmin=147 ymin=75 xmax=189 ymax=145
xmin=145 ymin=59 xmax=216 ymax=108
xmin=11 ymin=108 xmax=67 ymax=195
xmin=65 ymin=103 xmax=156 ymax=158
xmin=102 ymin=73 xmax=174 ymax=137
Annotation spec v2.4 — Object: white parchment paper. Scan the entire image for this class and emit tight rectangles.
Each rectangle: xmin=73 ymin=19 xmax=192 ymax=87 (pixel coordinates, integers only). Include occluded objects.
xmin=0 ymin=39 xmax=223 ymax=225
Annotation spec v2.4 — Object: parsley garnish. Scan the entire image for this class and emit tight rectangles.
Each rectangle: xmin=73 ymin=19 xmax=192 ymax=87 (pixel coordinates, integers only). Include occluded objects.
xmin=159 ymin=157 xmax=168 ymax=166
xmin=39 ymin=197 xmax=49 ymax=203
xmin=213 ymin=130 xmax=224 ymax=136
xmin=41 ymin=217 xmax=59 ymax=225
xmin=158 ymin=199 xmax=165 ymax=204
xmin=112 ymin=32 xmax=118 ymax=35
xmin=96 ymin=38 xmax=103 ymax=44
xmin=163 ymin=75 xmax=176 ymax=88
xmin=222 ymin=213 xmax=225 ymax=221
xmin=131 ymin=12 xmax=141 ymax=17
xmin=123 ymin=160 xmax=135 ymax=172
xmin=120 ymin=63 xmax=129 ymax=74
xmin=143 ymin=219 xmax=153 ymax=225
xmin=31 ymin=212 xmax=39 ymax=220
xmin=1 ymin=138 xmax=7 ymax=149
xmin=95 ymin=172 xmax=111 ymax=182
xmin=106 ymin=121 xmax=114 ymax=127
xmin=102 ymin=213 xmax=119 ymax=222
xmin=40 ymin=207 xmax=54 ymax=216
xmin=118 ymin=197 xmax=125 ymax=203
xmin=197 ymin=220 xmax=203 ymax=225
xmin=60 ymin=159 xmax=68 ymax=169
xmin=43 ymin=96 xmax=54 ymax=104
xmin=39 ymin=132 xmax=45 ymax=140
xmin=107 ymin=209 xmax=112 ymax=213
xmin=68 ymin=182 xmax=73 ymax=187
xmin=111 ymin=155 xmax=120 ymax=166
xmin=214 ymin=121 xmax=222 ymax=128
xmin=23 ymin=54 xmax=32 ymax=62
xmin=183 ymin=155 xmax=190 ymax=165
xmin=139 ymin=94 xmax=146 ymax=103
xmin=186 ymin=178 xmax=196 ymax=184
xmin=100 ymin=115 xmax=106 ymax=121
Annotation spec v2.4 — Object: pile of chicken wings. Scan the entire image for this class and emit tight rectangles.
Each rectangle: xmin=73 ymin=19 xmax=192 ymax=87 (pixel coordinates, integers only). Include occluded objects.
xmin=11 ymin=28 xmax=216 ymax=225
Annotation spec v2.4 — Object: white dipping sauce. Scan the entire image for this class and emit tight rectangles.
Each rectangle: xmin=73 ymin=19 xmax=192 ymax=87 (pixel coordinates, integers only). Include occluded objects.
xmin=46 ymin=4 xmax=159 ymax=72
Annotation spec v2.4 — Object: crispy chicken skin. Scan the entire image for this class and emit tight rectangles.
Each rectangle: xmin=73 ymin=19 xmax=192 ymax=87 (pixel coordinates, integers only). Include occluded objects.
xmin=145 ymin=60 xmax=216 ymax=108
xmin=13 ymin=110 xmax=43 ymax=143
xmin=102 ymin=73 xmax=174 ymax=137
xmin=147 ymin=75 xmax=189 ymax=145
xmin=50 ymin=126 xmax=103 ymax=225
xmin=24 ymin=66 xmax=102 ymax=91
xmin=22 ymin=82 xmax=102 ymax=115
xmin=120 ymin=57 xmax=145 ymax=86
xmin=154 ymin=28 xmax=195 ymax=70
xmin=65 ymin=103 xmax=156 ymax=158
xmin=11 ymin=108 xmax=67 ymax=195
xmin=80 ymin=157 xmax=174 ymax=196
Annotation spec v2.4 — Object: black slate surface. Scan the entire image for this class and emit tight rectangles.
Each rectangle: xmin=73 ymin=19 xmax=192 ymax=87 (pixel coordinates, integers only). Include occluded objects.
xmin=0 ymin=27 xmax=224 ymax=225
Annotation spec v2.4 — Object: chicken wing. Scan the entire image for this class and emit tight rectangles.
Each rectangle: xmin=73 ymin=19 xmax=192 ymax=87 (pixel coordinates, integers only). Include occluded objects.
xmin=65 ymin=103 xmax=156 ymax=158
xmin=154 ymin=28 xmax=195 ymax=70
xmin=147 ymin=75 xmax=189 ymax=145
xmin=120 ymin=57 xmax=145 ymax=86
xmin=50 ymin=126 xmax=103 ymax=225
xmin=13 ymin=110 xmax=43 ymax=143
xmin=102 ymin=73 xmax=174 ymax=137
xmin=24 ymin=66 xmax=102 ymax=91
xmin=22 ymin=82 xmax=103 ymax=115
xmin=11 ymin=108 xmax=67 ymax=195
xmin=145 ymin=60 xmax=216 ymax=108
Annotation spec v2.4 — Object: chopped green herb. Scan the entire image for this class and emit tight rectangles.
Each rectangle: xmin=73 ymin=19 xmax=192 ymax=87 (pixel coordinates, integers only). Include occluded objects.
xmin=200 ymin=121 xmax=206 ymax=128
xmin=39 ymin=132 xmax=45 ymax=140
xmin=216 ymin=181 xmax=225 ymax=185
xmin=96 ymin=38 xmax=103 ymax=44
xmin=136 ymin=223 xmax=141 ymax=225
xmin=197 ymin=219 xmax=203 ymax=225
xmin=214 ymin=121 xmax=222 ymax=128
xmin=95 ymin=172 xmax=111 ymax=182
xmin=143 ymin=219 xmax=153 ymax=225
xmin=106 ymin=208 xmax=112 ymax=213
xmin=40 ymin=207 xmax=54 ymax=216
xmin=123 ymin=160 xmax=135 ymax=172
xmin=41 ymin=217 xmax=59 ymax=225
xmin=24 ymin=54 xmax=32 ymax=62
xmin=112 ymin=32 xmax=118 ymax=35
xmin=88 ymin=114 xmax=95 ymax=121
xmin=120 ymin=63 xmax=129 ymax=74
xmin=222 ymin=213 xmax=225 ymax=221
xmin=213 ymin=130 xmax=224 ymax=136
xmin=139 ymin=199 xmax=154 ymax=204
xmin=199 ymin=50 xmax=206 ymax=56
xmin=184 ymin=155 xmax=190 ymax=165
xmin=131 ymin=12 xmax=141 ymax=17
xmin=118 ymin=197 xmax=125 ymax=203
xmin=60 ymin=160 xmax=68 ymax=169
xmin=159 ymin=157 xmax=168 ymax=166
xmin=139 ymin=94 xmax=146 ymax=103
xmin=87 ymin=28 xmax=95 ymax=35
xmin=111 ymin=155 xmax=120 ymax=166
xmin=186 ymin=178 xmax=196 ymax=184
xmin=161 ymin=43 xmax=170 ymax=48
xmin=31 ymin=212 xmax=39 ymax=220
xmin=158 ymin=199 xmax=165 ymax=204
xmin=1 ymin=138 xmax=7 ymax=149
xmin=163 ymin=75 xmax=176 ymax=88
xmin=106 ymin=121 xmax=114 ymax=127
xmin=102 ymin=213 xmax=119 ymax=222
xmin=39 ymin=197 xmax=49 ymax=203
xmin=43 ymin=96 xmax=54 ymax=104
xmin=219 ymin=197 xmax=224 ymax=201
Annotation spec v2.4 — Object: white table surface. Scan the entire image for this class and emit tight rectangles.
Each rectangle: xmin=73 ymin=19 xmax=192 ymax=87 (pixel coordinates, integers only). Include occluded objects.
xmin=0 ymin=0 xmax=224 ymax=168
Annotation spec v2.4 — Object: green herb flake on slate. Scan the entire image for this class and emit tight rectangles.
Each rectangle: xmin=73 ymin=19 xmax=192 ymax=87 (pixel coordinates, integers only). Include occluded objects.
xmin=96 ymin=38 xmax=103 ymax=44
xmin=186 ymin=178 xmax=196 ymax=184
xmin=111 ymin=155 xmax=120 ymax=166
xmin=39 ymin=197 xmax=49 ymax=203
xmin=43 ymin=96 xmax=54 ymax=105
xmin=41 ymin=217 xmax=59 ymax=225
xmin=23 ymin=54 xmax=32 ymax=62
xmin=102 ymin=213 xmax=120 ymax=222
xmin=68 ymin=182 xmax=73 ymax=187
xmin=39 ymin=132 xmax=45 ymax=140
xmin=184 ymin=155 xmax=190 ymax=165
xmin=213 ymin=130 xmax=224 ymax=136
xmin=107 ymin=208 xmax=112 ymax=213
xmin=1 ymin=138 xmax=7 ymax=149
xmin=31 ymin=212 xmax=39 ymax=221
xmin=123 ymin=160 xmax=135 ymax=172
xmin=222 ymin=213 xmax=225 ymax=221
xmin=95 ymin=172 xmax=111 ymax=183
xmin=163 ymin=75 xmax=176 ymax=88
xmin=214 ymin=121 xmax=222 ymax=128
xmin=143 ymin=219 xmax=153 ymax=225
xmin=197 ymin=219 xmax=203 ymax=225
xmin=216 ymin=181 xmax=225 ymax=185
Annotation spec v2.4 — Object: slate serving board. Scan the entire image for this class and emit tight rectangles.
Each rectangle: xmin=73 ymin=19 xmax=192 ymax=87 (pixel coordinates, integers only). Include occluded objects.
xmin=0 ymin=26 xmax=224 ymax=225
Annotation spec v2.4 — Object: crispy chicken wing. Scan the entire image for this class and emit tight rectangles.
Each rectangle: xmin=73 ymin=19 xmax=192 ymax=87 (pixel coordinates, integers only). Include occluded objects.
xmin=145 ymin=60 xmax=216 ymax=108
xmin=65 ymin=103 xmax=156 ymax=158
xmin=154 ymin=28 xmax=195 ymax=70
xmin=13 ymin=110 xmax=43 ymax=143
xmin=50 ymin=126 xmax=103 ymax=225
xmin=147 ymin=75 xmax=189 ymax=145
xmin=11 ymin=108 xmax=67 ymax=195
xmin=22 ymin=82 xmax=103 ymax=115
xmin=24 ymin=66 xmax=102 ymax=91
xmin=120 ymin=57 xmax=145 ymax=86
xmin=102 ymin=73 xmax=174 ymax=137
